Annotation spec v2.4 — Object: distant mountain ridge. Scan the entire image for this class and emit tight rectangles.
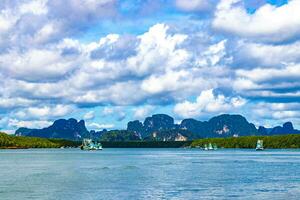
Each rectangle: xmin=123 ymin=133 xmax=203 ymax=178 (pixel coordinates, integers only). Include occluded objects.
xmin=127 ymin=114 xmax=258 ymax=140
xmin=15 ymin=118 xmax=90 ymax=140
xmin=257 ymin=122 xmax=300 ymax=136
xmin=15 ymin=114 xmax=300 ymax=141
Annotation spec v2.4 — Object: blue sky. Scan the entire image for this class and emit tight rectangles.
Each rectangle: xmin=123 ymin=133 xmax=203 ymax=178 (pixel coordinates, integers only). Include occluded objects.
xmin=0 ymin=0 xmax=300 ymax=133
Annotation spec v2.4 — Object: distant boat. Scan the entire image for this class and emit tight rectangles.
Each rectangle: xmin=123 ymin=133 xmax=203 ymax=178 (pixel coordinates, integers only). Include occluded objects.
xmin=208 ymin=143 xmax=213 ymax=150
xmin=213 ymin=143 xmax=218 ymax=150
xmin=256 ymin=139 xmax=264 ymax=151
xmin=204 ymin=144 xmax=208 ymax=150
xmin=203 ymin=143 xmax=217 ymax=150
xmin=81 ymin=139 xmax=102 ymax=150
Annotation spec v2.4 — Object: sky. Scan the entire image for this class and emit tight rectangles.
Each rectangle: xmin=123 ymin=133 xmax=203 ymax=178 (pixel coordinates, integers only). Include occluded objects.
xmin=0 ymin=0 xmax=300 ymax=133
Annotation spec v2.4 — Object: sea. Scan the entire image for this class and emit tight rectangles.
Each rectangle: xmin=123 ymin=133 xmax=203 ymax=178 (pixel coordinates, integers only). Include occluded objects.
xmin=0 ymin=148 xmax=300 ymax=200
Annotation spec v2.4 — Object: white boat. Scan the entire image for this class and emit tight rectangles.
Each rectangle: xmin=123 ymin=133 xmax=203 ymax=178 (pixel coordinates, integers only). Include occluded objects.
xmin=81 ymin=139 xmax=103 ymax=150
xmin=256 ymin=139 xmax=264 ymax=151
xmin=213 ymin=143 xmax=218 ymax=150
xmin=208 ymin=143 xmax=214 ymax=150
xmin=203 ymin=143 xmax=217 ymax=150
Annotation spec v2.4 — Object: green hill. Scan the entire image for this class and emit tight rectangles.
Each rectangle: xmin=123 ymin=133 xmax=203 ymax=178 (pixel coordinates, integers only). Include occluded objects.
xmin=0 ymin=132 xmax=79 ymax=149
xmin=191 ymin=134 xmax=300 ymax=149
xmin=2 ymin=132 xmax=300 ymax=149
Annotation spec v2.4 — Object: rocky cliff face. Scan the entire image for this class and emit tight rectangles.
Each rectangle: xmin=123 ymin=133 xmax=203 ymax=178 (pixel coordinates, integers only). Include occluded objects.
xmin=15 ymin=118 xmax=90 ymax=140
xmin=15 ymin=114 xmax=300 ymax=141
xmin=127 ymin=114 xmax=176 ymax=138
xmin=128 ymin=114 xmax=258 ymax=139
xmin=144 ymin=129 xmax=194 ymax=141
xmin=207 ymin=114 xmax=258 ymax=137
xmin=127 ymin=120 xmax=144 ymax=138
xmin=258 ymin=122 xmax=300 ymax=135
xmin=99 ymin=130 xmax=141 ymax=142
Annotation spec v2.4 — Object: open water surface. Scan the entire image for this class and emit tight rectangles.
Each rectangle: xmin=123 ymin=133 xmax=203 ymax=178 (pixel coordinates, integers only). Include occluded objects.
xmin=0 ymin=148 xmax=300 ymax=200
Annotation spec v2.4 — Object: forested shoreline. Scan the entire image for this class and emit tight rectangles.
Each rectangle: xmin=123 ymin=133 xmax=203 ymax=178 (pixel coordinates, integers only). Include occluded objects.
xmin=191 ymin=134 xmax=300 ymax=149
xmin=2 ymin=132 xmax=300 ymax=149
xmin=0 ymin=132 xmax=80 ymax=149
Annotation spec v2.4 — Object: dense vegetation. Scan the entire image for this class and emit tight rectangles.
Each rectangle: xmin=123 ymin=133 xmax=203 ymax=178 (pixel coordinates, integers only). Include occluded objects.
xmin=0 ymin=132 xmax=79 ymax=149
xmin=2 ymin=131 xmax=300 ymax=149
xmin=99 ymin=130 xmax=141 ymax=141
xmin=191 ymin=134 xmax=300 ymax=149
xmin=143 ymin=129 xmax=196 ymax=141
xmin=101 ymin=141 xmax=192 ymax=148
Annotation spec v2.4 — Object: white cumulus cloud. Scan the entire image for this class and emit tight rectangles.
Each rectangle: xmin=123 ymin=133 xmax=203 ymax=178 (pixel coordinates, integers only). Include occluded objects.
xmin=213 ymin=0 xmax=300 ymax=42
xmin=174 ymin=89 xmax=246 ymax=118
xmin=133 ymin=105 xmax=155 ymax=120
xmin=88 ymin=122 xmax=114 ymax=130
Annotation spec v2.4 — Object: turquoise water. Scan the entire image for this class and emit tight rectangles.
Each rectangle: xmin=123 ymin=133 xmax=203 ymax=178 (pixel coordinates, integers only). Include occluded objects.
xmin=0 ymin=148 xmax=300 ymax=200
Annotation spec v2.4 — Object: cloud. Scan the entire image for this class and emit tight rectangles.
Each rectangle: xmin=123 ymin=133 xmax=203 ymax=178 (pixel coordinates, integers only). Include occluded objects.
xmin=252 ymin=102 xmax=300 ymax=121
xmin=175 ymin=0 xmax=212 ymax=12
xmin=8 ymin=119 xmax=52 ymax=129
xmin=236 ymin=64 xmax=300 ymax=83
xmin=0 ymin=48 xmax=79 ymax=82
xmin=195 ymin=40 xmax=228 ymax=67
xmin=0 ymin=23 xmax=192 ymax=107
xmin=0 ymin=97 xmax=36 ymax=111
xmin=83 ymin=111 xmax=95 ymax=120
xmin=48 ymin=0 xmax=117 ymax=27
xmin=213 ymin=0 xmax=300 ymax=43
xmin=19 ymin=0 xmax=48 ymax=15
xmin=141 ymin=70 xmax=190 ymax=94
xmin=0 ymin=0 xmax=117 ymax=51
xmin=0 ymin=22 xmax=226 ymax=112
xmin=90 ymin=35 xmax=139 ymax=61
xmin=88 ymin=122 xmax=114 ymax=130
xmin=102 ymin=107 xmax=126 ymax=121
xmin=174 ymin=89 xmax=246 ymax=118
xmin=232 ymin=41 xmax=300 ymax=68
xmin=133 ymin=105 xmax=155 ymax=120
xmin=1 ymin=0 xmax=300 ymax=131
xmin=232 ymin=63 xmax=300 ymax=103
xmin=14 ymin=104 xmax=75 ymax=120
xmin=126 ymin=23 xmax=189 ymax=76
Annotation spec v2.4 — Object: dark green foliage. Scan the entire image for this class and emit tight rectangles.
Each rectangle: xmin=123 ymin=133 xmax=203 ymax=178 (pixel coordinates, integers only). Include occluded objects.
xmin=0 ymin=132 xmax=79 ymax=148
xmin=48 ymin=139 xmax=81 ymax=147
xmin=191 ymin=134 xmax=300 ymax=149
xmin=101 ymin=141 xmax=192 ymax=148
xmin=144 ymin=129 xmax=196 ymax=141
xmin=99 ymin=130 xmax=141 ymax=142
xmin=3 ymin=131 xmax=300 ymax=149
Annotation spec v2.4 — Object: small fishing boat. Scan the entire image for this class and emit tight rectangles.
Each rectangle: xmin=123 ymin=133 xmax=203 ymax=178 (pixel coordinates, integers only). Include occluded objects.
xmin=204 ymin=144 xmax=208 ymax=150
xmin=256 ymin=139 xmax=264 ymax=151
xmin=208 ymin=143 xmax=214 ymax=150
xmin=213 ymin=143 xmax=218 ymax=150
xmin=81 ymin=139 xmax=102 ymax=150
xmin=203 ymin=143 xmax=217 ymax=150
